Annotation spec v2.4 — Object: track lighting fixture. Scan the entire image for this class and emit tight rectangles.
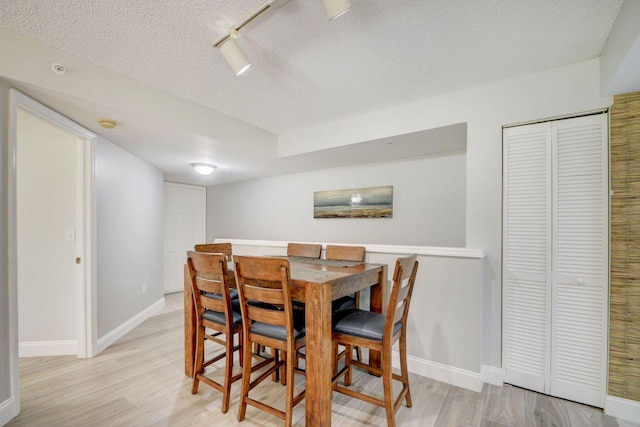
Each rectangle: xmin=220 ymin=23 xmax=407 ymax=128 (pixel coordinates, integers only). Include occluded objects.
xmin=213 ymin=0 xmax=352 ymax=76
xmin=322 ymin=0 xmax=352 ymax=20
xmin=213 ymin=0 xmax=292 ymax=76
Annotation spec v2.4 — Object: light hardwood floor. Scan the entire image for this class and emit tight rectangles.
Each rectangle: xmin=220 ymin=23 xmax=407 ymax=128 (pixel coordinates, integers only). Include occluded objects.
xmin=8 ymin=292 xmax=620 ymax=426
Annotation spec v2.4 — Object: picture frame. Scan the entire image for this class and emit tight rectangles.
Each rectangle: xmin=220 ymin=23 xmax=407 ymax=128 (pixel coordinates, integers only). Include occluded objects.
xmin=313 ymin=185 xmax=393 ymax=218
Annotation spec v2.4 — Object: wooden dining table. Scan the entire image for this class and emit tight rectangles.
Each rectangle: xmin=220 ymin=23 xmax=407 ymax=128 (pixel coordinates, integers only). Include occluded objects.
xmin=184 ymin=256 xmax=388 ymax=427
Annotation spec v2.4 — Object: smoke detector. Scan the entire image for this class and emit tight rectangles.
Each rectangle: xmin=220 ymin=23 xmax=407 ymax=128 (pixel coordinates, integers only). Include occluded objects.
xmin=51 ymin=63 xmax=66 ymax=75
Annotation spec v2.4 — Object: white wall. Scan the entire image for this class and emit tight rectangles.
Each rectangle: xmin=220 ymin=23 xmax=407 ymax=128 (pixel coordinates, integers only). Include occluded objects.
xmin=96 ymin=138 xmax=164 ymax=338
xmin=207 ymin=153 xmax=466 ymax=247
xmin=16 ymin=110 xmax=78 ymax=350
xmin=224 ymin=59 xmax=612 ymax=372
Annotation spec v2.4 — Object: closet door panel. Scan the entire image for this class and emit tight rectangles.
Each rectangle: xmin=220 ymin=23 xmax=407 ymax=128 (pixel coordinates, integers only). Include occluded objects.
xmin=503 ymin=123 xmax=552 ymax=393
xmin=551 ymin=114 xmax=608 ymax=407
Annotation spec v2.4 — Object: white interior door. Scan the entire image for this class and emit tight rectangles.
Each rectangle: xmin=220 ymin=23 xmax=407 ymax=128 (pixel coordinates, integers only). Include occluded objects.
xmin=550 ymin=114 xmax=608 ymax=408
xmin=163 ymin=183 xmax=206 ymax=293
xmin=503 ymin=122 xmax=552 ymax=394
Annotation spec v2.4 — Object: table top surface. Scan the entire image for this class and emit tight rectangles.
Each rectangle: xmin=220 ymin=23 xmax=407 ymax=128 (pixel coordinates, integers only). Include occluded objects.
xmin=260 ymin=256 xmax=384 ymax=285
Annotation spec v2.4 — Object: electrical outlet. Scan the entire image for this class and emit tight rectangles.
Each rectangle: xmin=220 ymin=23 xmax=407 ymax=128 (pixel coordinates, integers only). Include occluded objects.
xmin=142 ymin=283 xmax=147 ymax=294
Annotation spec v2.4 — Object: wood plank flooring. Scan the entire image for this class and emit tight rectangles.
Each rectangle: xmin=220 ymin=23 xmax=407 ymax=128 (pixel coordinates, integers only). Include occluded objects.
xmin=7 ymin=293 xmax=620 ymax=426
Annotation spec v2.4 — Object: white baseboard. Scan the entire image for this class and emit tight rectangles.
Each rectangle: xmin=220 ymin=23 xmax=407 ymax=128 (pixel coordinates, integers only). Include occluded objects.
xmin=392 ymin=351 xmax=483 ymax=392
xmin=0 ymin=397 xmax=18 ymax=426
xmin=96 ymin=297 xmax=165 ymax=354
xmin=18 ymin=340 xmax=77 ymax=357
xmin=481 ymin=365 xmax=504 ymax=386
xmin=606 ymin=395 xmax=640 ymax=426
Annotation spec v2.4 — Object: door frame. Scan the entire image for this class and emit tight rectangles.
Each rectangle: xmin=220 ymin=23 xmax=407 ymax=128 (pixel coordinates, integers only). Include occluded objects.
xmin=163 ymin=182 xmax=206 ymax=293
xmin=7 ymin=89 xmax=97 ymax=413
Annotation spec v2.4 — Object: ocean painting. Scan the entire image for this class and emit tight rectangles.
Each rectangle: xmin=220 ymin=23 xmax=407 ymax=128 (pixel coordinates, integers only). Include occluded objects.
xmin=314 ymin=186 xmax=393 ymax=218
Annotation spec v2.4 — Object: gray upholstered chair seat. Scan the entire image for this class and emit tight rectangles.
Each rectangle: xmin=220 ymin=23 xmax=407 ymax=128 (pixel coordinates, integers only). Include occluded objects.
xmin=202 ymin=309 xmax=242 ymax=327
xmin=250 ymin=312 xmax=306 ymax=341
xmin=332 ymin=295 xmax=356 ymax=312
xmin=333 ymin=309 xmax=402 ymax=341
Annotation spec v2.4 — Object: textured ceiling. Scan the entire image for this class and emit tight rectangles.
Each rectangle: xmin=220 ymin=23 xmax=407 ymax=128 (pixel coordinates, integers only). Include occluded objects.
xmin=0 ymin=0 xmax=625 ymax=184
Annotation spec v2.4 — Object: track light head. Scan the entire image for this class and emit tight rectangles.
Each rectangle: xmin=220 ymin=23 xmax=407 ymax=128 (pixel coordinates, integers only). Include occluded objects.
xmin=219 ymin=36 xmax=251 ymax=76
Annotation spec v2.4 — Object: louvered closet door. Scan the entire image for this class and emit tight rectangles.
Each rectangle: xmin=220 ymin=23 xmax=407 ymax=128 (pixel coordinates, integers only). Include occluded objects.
xmin=503 ymin=114 xmax=608 ymax=408
xmin=503 ymin=122 xmax=552 ymax=393
xmin=550 ymin=114 xmax=608 ymax=408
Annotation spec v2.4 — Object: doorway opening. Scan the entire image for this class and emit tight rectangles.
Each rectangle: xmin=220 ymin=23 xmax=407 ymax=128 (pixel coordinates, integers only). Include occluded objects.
xmin=7 ymin=89 xmax=97 ymax=414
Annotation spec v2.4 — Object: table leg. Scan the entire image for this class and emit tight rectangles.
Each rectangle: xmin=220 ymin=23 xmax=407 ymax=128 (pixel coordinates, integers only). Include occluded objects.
xmin=184 ymin=264 xmax=195 ymax=377
xmin=305 ymin=283 xmax=333 ymax=427
xmin=368 ymin=264 xmax=388 ymax=370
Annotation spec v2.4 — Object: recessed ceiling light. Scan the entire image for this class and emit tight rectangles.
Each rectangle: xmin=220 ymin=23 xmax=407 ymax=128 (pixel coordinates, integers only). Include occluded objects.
xmin=98 ymin=119 xmax=118 ymax=129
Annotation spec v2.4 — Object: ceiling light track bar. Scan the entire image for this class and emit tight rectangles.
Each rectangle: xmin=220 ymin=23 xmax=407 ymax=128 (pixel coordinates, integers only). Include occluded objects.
xmin=212 ymin=0 xmax=293 ymax=48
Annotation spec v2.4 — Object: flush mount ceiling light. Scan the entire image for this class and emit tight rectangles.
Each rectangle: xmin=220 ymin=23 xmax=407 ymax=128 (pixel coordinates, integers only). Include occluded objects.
xmin=98 ymin=119 xmax=118 ymax=129
xmin=191 ymin=163 xmax=217 ymax=176
xmin=322 ymin=0 xmax=352 ymax=20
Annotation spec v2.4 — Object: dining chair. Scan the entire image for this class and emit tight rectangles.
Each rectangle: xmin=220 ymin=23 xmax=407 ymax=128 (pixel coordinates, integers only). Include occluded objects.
xmin=187 ymin=251 xmax=244 ymax=413
xmin=194 ymin=242 xmax=237 ymax=300
xmin=196 ymin=243 xmax=280 ymax=370
xmin=286 ymin=242 xmax=322 ymax=259
xmin=326 ymin=245 xmax=366 ymax=367
xmin=234 ymin=256 xmax=306 ymax=427
xmin=194 ymin=242 xmax=233 ymax=261
xmin=332 ymin=254 xmax=419 ymax=427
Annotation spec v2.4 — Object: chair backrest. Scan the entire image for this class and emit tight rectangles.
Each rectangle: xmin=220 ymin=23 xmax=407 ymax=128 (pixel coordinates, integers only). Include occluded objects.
xmin=187 ymin=251 xmax=234 ymax=324
xmin=287 ymin=242 xmax=322 ymax=259
xmin=194 ymin=242 xmax=233 ymax=262
xmin=325 ymin=245 xmax=366 ymax=262
xmin=385 ymin=255 xmax=419 ymax=339
xmin=233 ymin=256 xmax=296 ymax=340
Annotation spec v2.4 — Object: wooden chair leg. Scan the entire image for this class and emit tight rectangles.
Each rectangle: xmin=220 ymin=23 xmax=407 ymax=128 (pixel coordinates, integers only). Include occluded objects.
xmin=344 ymin=344 xmax=352 ymax=386
xmin=382 ymin=346 xmax=395 ymax=427
xmin=237 ymin=331 xmax=243 ymax=368
xmin=281 ymin=351 xmax=287 ymax=385
xmin=191 ymin=326 xmax=204 ymax=393
xmin=221 ymin=334 xmax=234 ymax=413
xmin=237 ymin=337 xmax=253 ymax=422
xmin=272 ymin=349 xmax=280 ymax=382
xmin=285 ymin=349 xmax=295 ymax=427
xmin=400 ymin=333 xmax=412 ymax=407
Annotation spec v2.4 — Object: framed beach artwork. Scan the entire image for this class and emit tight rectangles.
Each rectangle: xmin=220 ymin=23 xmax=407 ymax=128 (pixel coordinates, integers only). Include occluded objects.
xmin=314 ymin=185 xmax=393 ymax=218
